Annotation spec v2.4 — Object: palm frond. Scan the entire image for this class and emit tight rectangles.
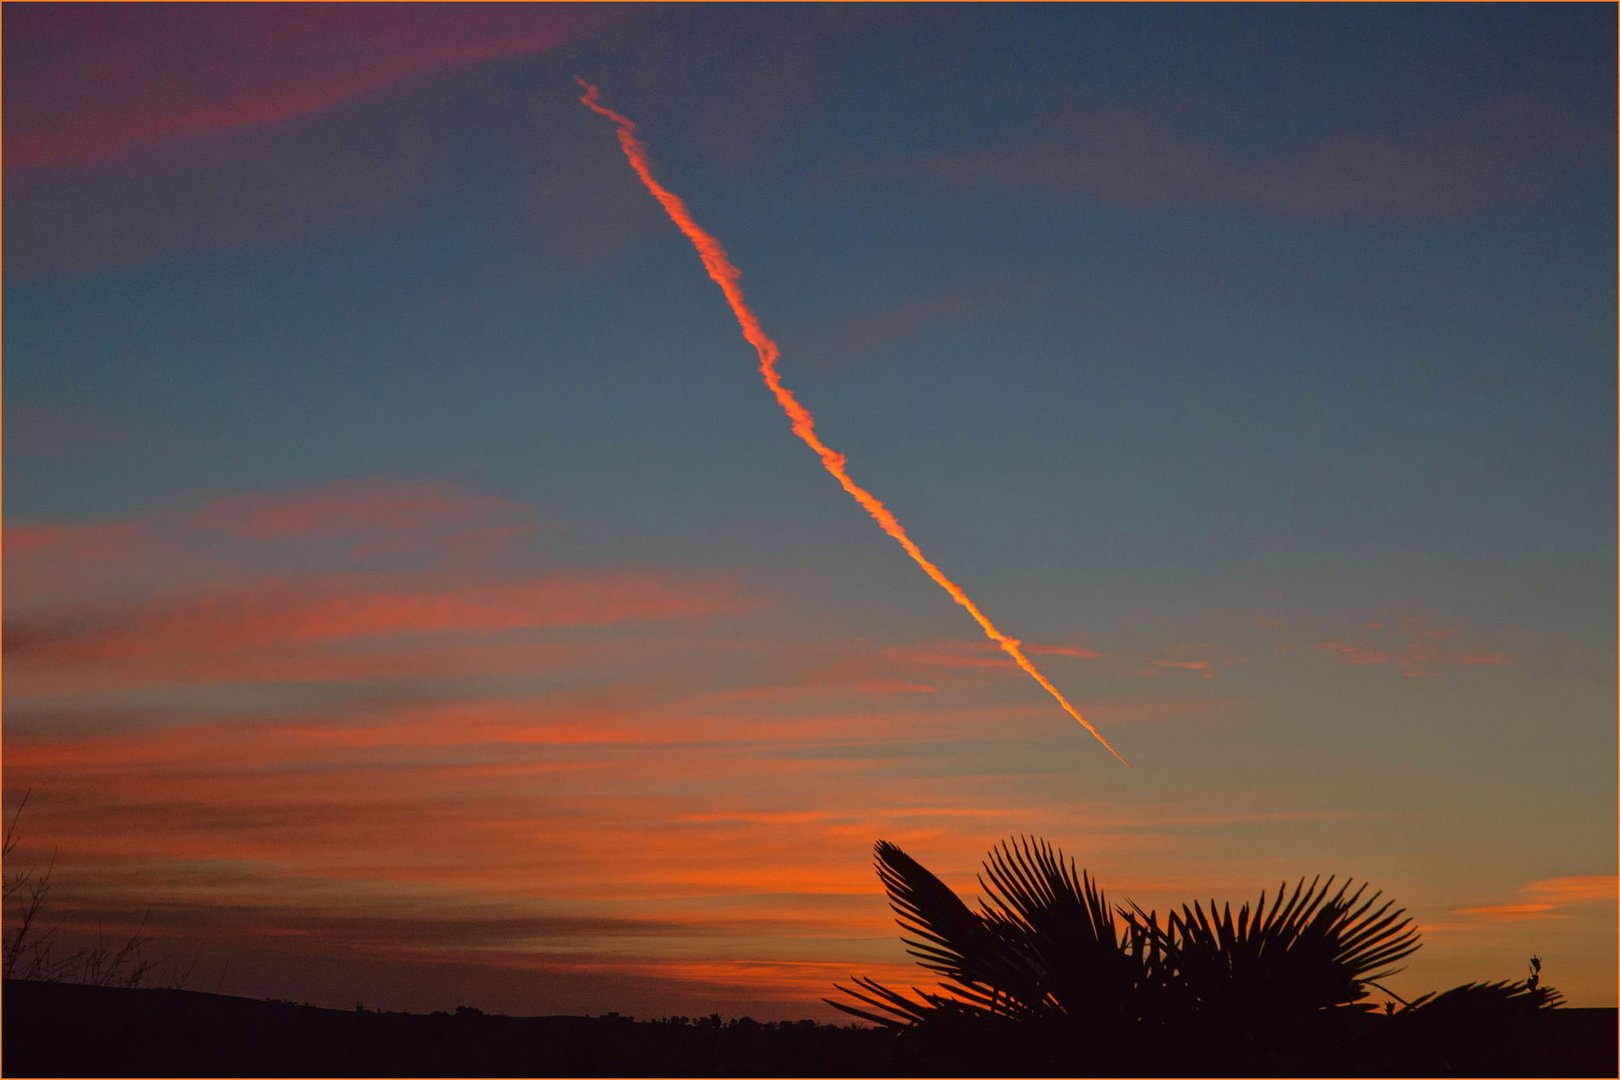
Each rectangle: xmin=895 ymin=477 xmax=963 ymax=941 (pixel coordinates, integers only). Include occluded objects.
xmin=1403 ymin=978 xmax=1564 ymax=1015
xmin=975 ymin=836 xmax=1143 ymax=1018
xmin=826 ymin=976 xmax=935 ymax=1027
xmin=1132 ymin=875 xmax=1421 ymax=1014
xmin=871 ymin=840 xmax=1001 ymax=984
xmin=977 ymin=836 xmax=1117 ymax=946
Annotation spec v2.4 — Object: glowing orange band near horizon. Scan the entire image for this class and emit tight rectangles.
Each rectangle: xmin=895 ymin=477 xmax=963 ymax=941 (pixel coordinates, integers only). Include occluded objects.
xmin=577 ymin=78 xmax=1128 ymax=767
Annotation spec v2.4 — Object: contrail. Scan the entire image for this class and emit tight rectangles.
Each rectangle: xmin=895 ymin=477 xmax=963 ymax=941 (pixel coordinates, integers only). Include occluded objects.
xmin=577 ymin=78 xmax=1128 ymax=767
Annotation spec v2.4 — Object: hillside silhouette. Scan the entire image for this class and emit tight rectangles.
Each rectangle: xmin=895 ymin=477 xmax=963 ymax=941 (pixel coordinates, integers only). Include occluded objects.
xmin=4 ymin=978 xmax=1615 ymax=1077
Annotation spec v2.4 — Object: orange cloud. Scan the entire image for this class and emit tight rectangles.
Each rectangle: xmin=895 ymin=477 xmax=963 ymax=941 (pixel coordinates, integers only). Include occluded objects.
xmin=1139 ymin=642 xmax=1243 ymax=680
xmin=3 ymin=478 xmax=556 ymax=613
xmin=0 ymin=672 xmax=1378 ymax=1020
xmin=1152 ymin=659 xmax=1212 ymax=674
xmin=1451 ymin=903 xmax=1561 ymax=921
xmin=1451 ymin=875 xmax=1616 ymax=922
xmin=9 ymin=571 xmax=756 ymax=665
xmin=1028 ymin=638 xmax=1102 ymax=660
xmin=849 ymin=678 xmax=937 ymax=696
xmin=4 ymin=479 xmax=762 ymax=700
xmin=0 ymin=477 xmax=1406 ymax=1021
xmin=1311 ymin=613 xmax=1511 ymax=679
xmin=1524 ymin=875 xmax=1618 ymax=905
xmin=4 ymin=639 xmax=616 ymax=701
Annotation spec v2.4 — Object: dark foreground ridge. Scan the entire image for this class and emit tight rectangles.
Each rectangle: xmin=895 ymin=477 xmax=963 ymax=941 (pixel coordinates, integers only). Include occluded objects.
xmin=3 ymin=979 xmax=1615 ymax=1077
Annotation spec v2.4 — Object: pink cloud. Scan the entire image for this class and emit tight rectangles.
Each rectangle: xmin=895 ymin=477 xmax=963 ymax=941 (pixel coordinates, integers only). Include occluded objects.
xmin=2 ymin=518 xmax=195 ymax=611
xmin=192 ymin=481 xmax=530 ymax=540
xmin=4 ymin=479 xmax=764 ymax=700
xmin=9 ymin=570 xmax=757 ymax=665
xmin=1311 ymin=614 xmax=1510 ymax=679
xmin=4 ymin=478 xmax=546 ymax=610
xmin=3 ymin=520 xmax=150 ymax=560
xmin=5 ymin=639 xmax=607 ymax=701
xmin=4 ymin=5 xmax=603 ymax=172
xmin=189 ymin=480 xmax=544 ymax=560
xmin=1 ymin=8 xmax=647 ymax=275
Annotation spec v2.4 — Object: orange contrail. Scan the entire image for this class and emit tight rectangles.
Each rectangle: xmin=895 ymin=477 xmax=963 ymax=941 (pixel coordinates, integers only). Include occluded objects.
xmin=577 ymin=78 xmax=1128 ymax=767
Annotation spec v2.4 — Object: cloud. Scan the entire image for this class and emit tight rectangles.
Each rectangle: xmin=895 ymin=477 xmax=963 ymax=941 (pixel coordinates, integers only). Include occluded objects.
xmin=1312 ymin=641 xmax=1389 ymax=667
xmin=5 ymin=638 xmax=613 ymax=702
xmin=9 ymin=476 xmax=534 ymax=564
xmin=1310 ymin=614 xmax=1511 ymax=679
xmin=924 ymin=97 xmax=1593 ymax=220
xmin=0 ymin=658 xmax=1350 ymax=1019
xmin=2 ymin=517 xmax=194 ymax=611
xmin=17 ymin=879 xmax=921 ymax=1020
xmin=848 ymin=678 xmax=939 ymax=696
xmin=1524 ymin=875 xmax=1619 ymax=906
xmin=4 ymin=479 xmax=760 ymax=700
xmin=1451 ymin=874 xmax=1616 ymax=922
xmin=1027 ymin=639 xmax=1102 ymax=661
xmin=6 ymin=569 xmax=754 ymax=696
xmin=1450 ymin=903 xmax=1561 ymax=921
xmin=1139 ymin=642 xmax=1244 ymax=681
xmin=880 ymin=636 xmax=1100 ymax=672
xmin=3 ymin=5 xmax=600 ymax=173
xmin=7 ymin=570 xmax=757 ymax=675
xmin=4 ymin=519 xmax=152 ymax=561
xmin=4 ymin=478 xmax=542 ymax=611
xmin=1151 ymin=660 xmax=1211 ymax=675
xmin=42 ymin=899 xmax=699 ymax=952
xmin=1 ymin=7 xmax=646 ymax=275
xmin=879 ymin=640 xmax=1013 ymax=671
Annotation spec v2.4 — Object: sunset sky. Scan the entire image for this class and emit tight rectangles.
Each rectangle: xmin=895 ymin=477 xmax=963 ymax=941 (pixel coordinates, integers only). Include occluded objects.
xmin=4 ymin=4 xmax=1615 ymax=1018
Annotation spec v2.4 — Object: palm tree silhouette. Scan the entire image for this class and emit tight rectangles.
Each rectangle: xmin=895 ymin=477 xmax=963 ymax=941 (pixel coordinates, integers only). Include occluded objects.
xmin=831 ymin=837 xmax=1559 ymax=1074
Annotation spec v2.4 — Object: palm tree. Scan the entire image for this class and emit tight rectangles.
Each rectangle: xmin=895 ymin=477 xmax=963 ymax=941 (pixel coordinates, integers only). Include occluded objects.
xmin=832 ymin=838 xmax=1148 ymax=1029
xmin=831 ymin=837 xmax=1558 ymax=1074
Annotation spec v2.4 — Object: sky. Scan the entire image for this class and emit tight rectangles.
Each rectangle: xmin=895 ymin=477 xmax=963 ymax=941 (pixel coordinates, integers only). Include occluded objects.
xmin=3 ymin=4 xmax=1615 ymax=1019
